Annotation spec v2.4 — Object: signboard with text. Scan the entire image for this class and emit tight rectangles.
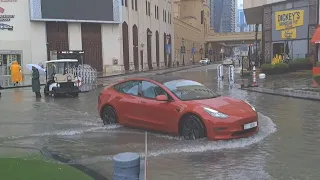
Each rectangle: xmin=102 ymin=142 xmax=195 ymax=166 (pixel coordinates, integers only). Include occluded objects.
xmin=275 ymin=10 xmax=304 ymax=31
xmin=281 ymin=28 xmax=297 ymax=39
xmin=0 ymin=5 xmax=14 ymax=30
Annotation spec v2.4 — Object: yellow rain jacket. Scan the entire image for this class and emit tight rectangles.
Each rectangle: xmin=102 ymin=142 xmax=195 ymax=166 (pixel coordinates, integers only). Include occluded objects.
xmin=10 ymin=61 xmax=22 ymax=83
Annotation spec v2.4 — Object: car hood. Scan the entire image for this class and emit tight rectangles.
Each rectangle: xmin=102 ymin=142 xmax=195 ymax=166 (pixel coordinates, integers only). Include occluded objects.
xmin=192 ymin=96 xmax=255 ymax=116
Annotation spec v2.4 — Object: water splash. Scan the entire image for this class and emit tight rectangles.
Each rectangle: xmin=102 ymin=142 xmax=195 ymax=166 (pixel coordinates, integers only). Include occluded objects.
xmin=71 ymin=112 xmax=276 ymax=165
xmin=6 ymin=124 xmax=122 ymax=140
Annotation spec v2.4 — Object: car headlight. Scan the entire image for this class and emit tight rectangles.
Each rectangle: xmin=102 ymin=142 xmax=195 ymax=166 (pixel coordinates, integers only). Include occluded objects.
xmin=245 ymin=101 xmax=256 ymax=111
xmin=203 ymin=107 xmax=229 ymax=119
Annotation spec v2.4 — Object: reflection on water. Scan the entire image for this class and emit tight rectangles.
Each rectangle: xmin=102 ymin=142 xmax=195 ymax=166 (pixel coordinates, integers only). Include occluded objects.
xmin=0 ymin=66 xmax=320 ymax=179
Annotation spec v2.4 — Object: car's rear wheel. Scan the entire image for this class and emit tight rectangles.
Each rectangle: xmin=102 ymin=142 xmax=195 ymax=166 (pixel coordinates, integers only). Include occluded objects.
xmin=101 ymin=106 xmax=118 ymax=125
xmin=180 ymin=115 xmax=206 ymax=140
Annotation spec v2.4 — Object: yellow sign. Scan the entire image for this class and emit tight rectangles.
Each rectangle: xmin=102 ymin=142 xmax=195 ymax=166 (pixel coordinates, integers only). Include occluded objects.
xmin=275 ymin=10 xmax=304 ymax=30
xmin=281 ymin=28 xmax=297 ymax=39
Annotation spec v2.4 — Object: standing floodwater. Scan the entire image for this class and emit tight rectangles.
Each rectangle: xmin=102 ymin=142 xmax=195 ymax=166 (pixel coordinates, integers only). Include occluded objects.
xmin=0 ymin=64 xmax=319 ymax=179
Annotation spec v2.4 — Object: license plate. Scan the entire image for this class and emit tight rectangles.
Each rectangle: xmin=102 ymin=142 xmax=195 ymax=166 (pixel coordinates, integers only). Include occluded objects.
xmin=243 ymin=122 xmax=258 ymax=130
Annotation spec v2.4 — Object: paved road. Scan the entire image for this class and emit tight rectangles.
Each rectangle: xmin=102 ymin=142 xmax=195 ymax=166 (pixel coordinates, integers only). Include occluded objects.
xmin=0 ymin=64 xmax=319 ymax=180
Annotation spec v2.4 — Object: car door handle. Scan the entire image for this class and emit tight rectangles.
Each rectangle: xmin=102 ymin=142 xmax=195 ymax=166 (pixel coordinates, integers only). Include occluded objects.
xmin=140 ymin=100 xmax=147 ymax=103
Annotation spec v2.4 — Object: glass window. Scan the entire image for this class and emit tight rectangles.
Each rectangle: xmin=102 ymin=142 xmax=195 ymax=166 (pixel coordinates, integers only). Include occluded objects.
xmin=142 ymin=81 xmax=168 ymax=99
xmin=115 ymin=81 xmax=141 ymax=96
xmin=164 ymin=80 xmax=220 ymax=101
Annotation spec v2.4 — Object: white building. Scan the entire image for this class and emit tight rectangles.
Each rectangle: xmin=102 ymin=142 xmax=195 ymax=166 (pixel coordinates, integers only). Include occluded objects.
xmin=0 ymin=0 xmax=173 ymax=75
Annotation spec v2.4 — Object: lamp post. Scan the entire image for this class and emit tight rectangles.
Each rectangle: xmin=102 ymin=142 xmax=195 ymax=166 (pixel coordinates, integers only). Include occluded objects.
xmin=192 ymin=43 xmax=195 ymax=64
xmin=166 ymin=34 xmax=171 ymax=67
xmin=200 ymin=44 xmax=203 ymax=59
xmin=255 ymin=24 xmax=259 ymax=66
xmin=181 ymin=38 xmax=185 ymax=66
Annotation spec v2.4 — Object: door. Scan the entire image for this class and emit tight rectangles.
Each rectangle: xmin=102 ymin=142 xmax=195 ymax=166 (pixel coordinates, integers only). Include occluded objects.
xmin=139 ymin=81 xmax=180 ymax=132
xmin=147 ymin=28 xmax=153 ymax=70
xmin=122 ymin=22 xmax=130 ymax=71
xmin=46 ymin=22 xmax=69 ymax=54
xmin=113 ymin=80 xmax=142 ymax=125
xmin=156 ymin=31 xmax=160 ymax=67
xmin=132 ymin=25 xmax=139 ymax=71
xmin=81 ymin=23 xmax=103 ymax=71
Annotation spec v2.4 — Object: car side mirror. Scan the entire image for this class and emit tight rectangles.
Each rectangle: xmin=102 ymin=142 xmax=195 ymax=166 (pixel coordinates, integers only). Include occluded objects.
xmin=156 ymin=95 xmax=168 ymax=101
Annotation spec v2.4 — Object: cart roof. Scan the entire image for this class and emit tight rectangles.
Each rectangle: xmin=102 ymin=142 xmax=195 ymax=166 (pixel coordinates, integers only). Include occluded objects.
xmin=45 ymin=59 xmax=78 ymax=63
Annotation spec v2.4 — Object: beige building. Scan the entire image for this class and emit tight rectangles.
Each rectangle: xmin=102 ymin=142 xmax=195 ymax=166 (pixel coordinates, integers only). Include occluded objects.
xmin=173 ymin=0 xmax=211 ymax=65
xmin=0 ymin=0 xmax=173 ymax=75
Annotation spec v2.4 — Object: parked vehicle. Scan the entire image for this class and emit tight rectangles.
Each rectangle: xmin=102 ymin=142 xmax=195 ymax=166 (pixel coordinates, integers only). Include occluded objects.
xmin=98 ymin=75 xmax=258 ymax=140
xmin=44 ymin=59 xmax=81 ymax=97
xmin=199 ymin=58 xmax=210 ymax=65
xmin=222 ymin=58 xmax=234 ymax=66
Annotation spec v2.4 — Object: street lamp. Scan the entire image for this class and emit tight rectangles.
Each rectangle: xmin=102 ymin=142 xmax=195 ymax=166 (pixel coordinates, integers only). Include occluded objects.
xmin=181 ymin=38 xmax=185 ymax=66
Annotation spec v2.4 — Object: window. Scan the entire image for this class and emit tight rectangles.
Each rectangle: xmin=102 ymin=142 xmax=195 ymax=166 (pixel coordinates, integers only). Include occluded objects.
xmin=132 ymin=0 xmax=134 ymax=9
xmin=114 ymin=81 xmax=141 ymax=96
xmin=156 ymin=6 xmax=159 ymax=19
xmin=148 ymin=2 xmax=151 ymax=16
xmin=135 ymin=0 xmax=137 ymax=11
xmin=155 ymin=5 xmax=157 ymax=18
xmin=122 ymin=0 xmax=124 ymax=6
xmin=141 ymin=81 xmax=168 ymax=99
xmin=164 ymin=10 xmax=166 ymax=22
xmin=146 ymin=1 xmax=148 ymax=15
xmin=163 ymin=10 xmax=164 ymax=21
xmin=125 ymin=0 xmax=127 ymax=7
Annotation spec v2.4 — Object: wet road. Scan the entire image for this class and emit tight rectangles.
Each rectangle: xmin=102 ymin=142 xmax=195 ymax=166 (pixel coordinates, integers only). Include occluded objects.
xmin=0 ymin=64 xmax=320 ymax=180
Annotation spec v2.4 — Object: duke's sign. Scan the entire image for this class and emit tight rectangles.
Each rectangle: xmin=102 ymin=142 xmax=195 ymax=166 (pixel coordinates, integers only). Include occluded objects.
xmin=275 ymin=10 xmax=304 ymax=31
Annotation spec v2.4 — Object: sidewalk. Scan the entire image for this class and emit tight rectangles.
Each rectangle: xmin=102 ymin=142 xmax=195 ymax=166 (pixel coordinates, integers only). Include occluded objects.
xmin=239 ymin=70 xmax=320 ymax=101
xmin=0 ymin=64 xmax=200 ymax=89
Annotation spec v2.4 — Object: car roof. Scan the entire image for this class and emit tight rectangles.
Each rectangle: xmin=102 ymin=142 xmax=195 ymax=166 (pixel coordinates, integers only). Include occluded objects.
xmin=128 ymin=75 xmax=188 ymax=84
xmin=45 ymin=59 xmax=78 ymax=63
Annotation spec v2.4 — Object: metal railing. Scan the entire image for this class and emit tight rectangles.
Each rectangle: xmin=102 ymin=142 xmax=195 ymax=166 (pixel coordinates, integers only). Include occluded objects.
xmin=66 ymin=65 xmax=97 ymax=85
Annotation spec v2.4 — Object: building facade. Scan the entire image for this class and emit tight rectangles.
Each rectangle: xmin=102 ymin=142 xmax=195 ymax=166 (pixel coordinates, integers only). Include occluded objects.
xmin=211 ymin=0 xmax=236 ymax=32
xmin=244 ymin=0 xmax=318 ymax=64
xmin=0 ymin=0 xmax=173 ymax=75
xmin=173 ymin=0 xmax=210 ymax=64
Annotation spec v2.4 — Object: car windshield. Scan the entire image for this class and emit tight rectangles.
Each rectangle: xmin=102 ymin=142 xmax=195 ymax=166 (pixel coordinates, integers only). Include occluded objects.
xmin=163 ymin=80 xmax=220 ymax=101
xmin=47 ymin=62 xmax=78 ymax=77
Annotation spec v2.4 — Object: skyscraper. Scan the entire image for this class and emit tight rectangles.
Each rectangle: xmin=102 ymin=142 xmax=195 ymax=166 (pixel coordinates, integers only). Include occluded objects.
xmin=210 ymin=0 xmax=236 ymax=32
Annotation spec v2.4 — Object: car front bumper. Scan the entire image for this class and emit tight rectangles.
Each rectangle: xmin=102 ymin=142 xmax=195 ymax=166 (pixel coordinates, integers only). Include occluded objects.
xmin=204 ymin=115 xmax=259 ymax=140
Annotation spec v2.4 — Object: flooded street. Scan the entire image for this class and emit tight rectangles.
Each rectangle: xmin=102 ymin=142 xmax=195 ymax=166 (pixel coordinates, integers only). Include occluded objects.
xmin=1 ymin=64 xmax=319 ymax=180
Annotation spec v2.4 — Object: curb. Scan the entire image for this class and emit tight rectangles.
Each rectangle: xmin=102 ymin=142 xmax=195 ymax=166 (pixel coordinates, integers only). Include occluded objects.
xmin=242 ymin=87 xmax=320 ymax=101
xmin=1 ymin=65 xmax=201 ymax=90
xmin=97 ymin=64 xmax=200 ymax=79
xmin=40 ymin=147 xmax=109 ymax=180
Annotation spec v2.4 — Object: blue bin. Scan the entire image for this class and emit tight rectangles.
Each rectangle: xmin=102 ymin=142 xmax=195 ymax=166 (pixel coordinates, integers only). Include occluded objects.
xmin=113 ymin=152 xmax=140 ymax=180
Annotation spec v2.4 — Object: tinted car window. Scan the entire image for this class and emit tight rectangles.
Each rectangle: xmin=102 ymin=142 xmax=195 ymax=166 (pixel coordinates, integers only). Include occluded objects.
xmin=142 ymin=81 xmax=168 ymax=99
xmin=163 ymin=80 xmax=219 ymax=100
xmin=115 ymin=81 xmax=140 ymax=96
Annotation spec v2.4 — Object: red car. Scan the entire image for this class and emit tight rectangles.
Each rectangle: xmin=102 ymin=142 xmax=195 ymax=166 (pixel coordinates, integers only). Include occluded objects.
xmin=98 ymin=75 xmax=258 ymax=140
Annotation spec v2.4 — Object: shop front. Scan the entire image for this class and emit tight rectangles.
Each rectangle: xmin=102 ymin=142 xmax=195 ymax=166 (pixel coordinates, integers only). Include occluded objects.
xmin=271 ymin=4 xmax=309 ymax=61
xmin=260 ymin=0 xmax=318 ymax=64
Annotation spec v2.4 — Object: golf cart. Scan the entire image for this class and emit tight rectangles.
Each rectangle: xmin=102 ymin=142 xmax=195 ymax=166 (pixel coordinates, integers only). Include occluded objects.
xmin=44 ymin=59 xmax=81 ymax=97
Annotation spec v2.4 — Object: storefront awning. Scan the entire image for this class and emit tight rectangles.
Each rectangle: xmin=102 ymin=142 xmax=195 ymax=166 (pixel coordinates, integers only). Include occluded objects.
xmin=311 ymin=25 xmax=320 ymax=44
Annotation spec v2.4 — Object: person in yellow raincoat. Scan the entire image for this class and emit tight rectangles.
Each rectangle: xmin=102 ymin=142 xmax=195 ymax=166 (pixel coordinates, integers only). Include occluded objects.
xmin=10 ymin=61 xmax=22 ymax=86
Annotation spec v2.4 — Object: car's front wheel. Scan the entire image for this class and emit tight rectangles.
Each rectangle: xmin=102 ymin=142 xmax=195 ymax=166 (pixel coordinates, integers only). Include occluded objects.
xmin=180 ymin=115 xmax=206 ymax=140
xmin=101 ymin=106 xmax=118 ymax=125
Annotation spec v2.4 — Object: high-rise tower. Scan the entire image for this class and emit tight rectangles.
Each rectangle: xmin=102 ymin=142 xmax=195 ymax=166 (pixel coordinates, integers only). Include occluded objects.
xmin=210 ymin=0 xmax=236 ymax=32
